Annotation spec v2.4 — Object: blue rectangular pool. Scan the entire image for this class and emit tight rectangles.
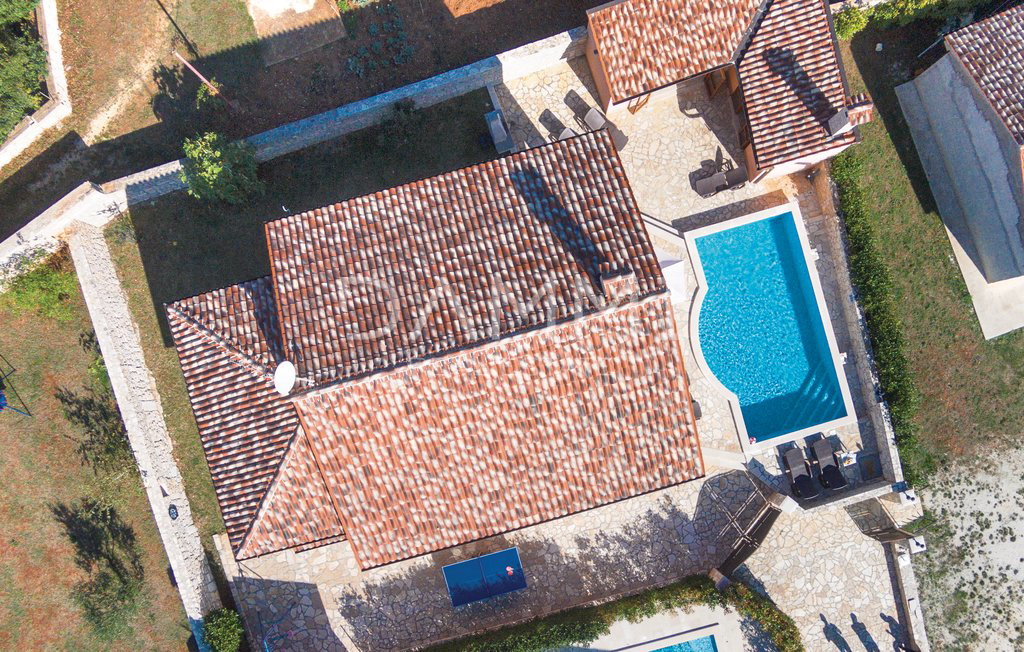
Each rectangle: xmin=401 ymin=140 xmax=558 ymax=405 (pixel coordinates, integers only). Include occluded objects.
xmin=689 ymin=210 xmax=852 ymax=443
xmin=654 ymin=634 xmax=719 ymax=652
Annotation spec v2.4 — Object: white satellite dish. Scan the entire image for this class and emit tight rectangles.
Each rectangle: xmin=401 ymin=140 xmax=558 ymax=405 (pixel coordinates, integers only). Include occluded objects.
xmin=273 ymin=361 xmax=297 ymax=396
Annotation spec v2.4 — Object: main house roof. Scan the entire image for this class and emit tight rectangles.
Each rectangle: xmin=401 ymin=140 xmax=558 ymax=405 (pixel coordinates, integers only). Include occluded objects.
xmin=588 ymin=0 xmax=854 ymax=168
xmin=168 ymin=131 xmax=704 ymax=568
xmin=946 ymin=3 xmax=1024 ymax=146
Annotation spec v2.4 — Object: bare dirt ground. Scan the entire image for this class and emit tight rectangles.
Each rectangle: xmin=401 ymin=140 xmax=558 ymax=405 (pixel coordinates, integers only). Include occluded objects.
xmin=915 ymin=450 xmax=1024 ymax=650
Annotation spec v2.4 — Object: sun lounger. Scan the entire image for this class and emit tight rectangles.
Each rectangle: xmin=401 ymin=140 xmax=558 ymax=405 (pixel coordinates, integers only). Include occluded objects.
xmin=695 ymin=171 xmax=727 ymax=198
xmin=724 ymin=165 xmax=748 ymax=190
xmin=558 ymin=127 xmax=579 ymax=141
xmin=783 ymin=447 xmax=820 ymax=500
xmin=811 ymin=438 xmax=849 ymax=490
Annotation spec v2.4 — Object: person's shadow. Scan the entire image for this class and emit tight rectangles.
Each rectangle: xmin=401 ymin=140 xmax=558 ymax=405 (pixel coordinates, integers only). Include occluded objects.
xmin=851 ymin=613 xmax=881 ymax=652
xmin=821 ymin=614 xmax=853 ymax=652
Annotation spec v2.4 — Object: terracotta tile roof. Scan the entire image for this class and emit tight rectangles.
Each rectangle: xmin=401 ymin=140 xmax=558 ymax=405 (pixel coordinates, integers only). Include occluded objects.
xmin=166 ymin=279 xmax=344 ymax=553
xmin=947 ymin=3 xmax=1024 ymax=145
xmin=293 ymin=295 xmax=702 ymax=568
xmin=264 ymin=130 xmax=662 ymax=388
xmin=738 ymin=0 xmax=854 ymax=168
xmin=587 ymin=0 xmax=764 ymax=104
xmin=168 ymin=133 xmax=703 ymax=565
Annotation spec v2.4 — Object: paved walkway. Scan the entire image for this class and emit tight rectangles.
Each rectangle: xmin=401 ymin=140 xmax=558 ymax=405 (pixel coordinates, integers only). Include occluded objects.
xmin=68 ymin=223 xmax=221 ymax=638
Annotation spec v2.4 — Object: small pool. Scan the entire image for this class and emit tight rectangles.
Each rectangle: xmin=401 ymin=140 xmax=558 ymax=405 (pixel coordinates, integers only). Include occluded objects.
xmin=687 ymin=207 xmax=854 ymax=444
xmin=654 ymin=634 xmax=718 ymax=652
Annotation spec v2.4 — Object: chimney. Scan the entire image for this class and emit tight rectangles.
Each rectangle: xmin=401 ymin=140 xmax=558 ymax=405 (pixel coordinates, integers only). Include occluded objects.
xmin=847 ymin=93 xmax=874 ymax=126
xmin=598 ymin=262 xmax=637 ymax=303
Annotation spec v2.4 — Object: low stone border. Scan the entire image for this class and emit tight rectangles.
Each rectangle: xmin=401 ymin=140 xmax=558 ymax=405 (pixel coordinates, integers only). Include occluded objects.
xmin=68 ymin=222 xmax=221 ymax=646
xmin=0 ymin=0 xmax=71 ymax=171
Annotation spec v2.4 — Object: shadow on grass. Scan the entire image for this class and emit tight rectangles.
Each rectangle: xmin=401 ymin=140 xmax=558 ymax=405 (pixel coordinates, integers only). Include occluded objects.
xmin=55 ymin=385 xmax=131 ymax=473
xmin=125 ymin=89 xmax=498 ymax=345
xmin=848 ymin=22 xmax=945 ymax=216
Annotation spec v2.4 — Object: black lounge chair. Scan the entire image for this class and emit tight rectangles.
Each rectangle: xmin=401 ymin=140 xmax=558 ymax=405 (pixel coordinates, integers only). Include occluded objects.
xmin=783 ymin=447 xmax=820 ymax=500
xmin=811 ymin=438 xmax=849 ymax=490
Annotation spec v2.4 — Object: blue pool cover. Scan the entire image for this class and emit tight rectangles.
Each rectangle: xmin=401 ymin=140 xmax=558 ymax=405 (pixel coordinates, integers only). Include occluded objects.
xmin=695 ymin=212 xmax=847 ymax=442
xmin=442 ymin=548 xmax=527 ymax=607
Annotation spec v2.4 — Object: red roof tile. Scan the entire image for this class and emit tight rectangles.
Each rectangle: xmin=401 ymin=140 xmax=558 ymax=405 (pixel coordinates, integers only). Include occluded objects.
xmin=169 ymin=133 xmax=703 ymax=565
xmin=738 ymin=0 xmax=854 ymax=168
xmin=946 ymin=4 xmax=1024 ymax=145
xmin=264 ymin=131 xmax=662 ymax=388
xmin=292 ymin=295 xmax=702 ymax=568
xmin=587 ymin=0 xmax=764 ymax=104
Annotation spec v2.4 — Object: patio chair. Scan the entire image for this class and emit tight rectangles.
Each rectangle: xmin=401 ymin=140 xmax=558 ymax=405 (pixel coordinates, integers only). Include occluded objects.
xmin=811 ymin=438 xmax=849 ymax=490
xmin=783 ymin=447 xmax=821 ymax=500
xmin=583 ymin=107 xmax=607 ymax=131
xmin=695 ymin=171 xmax=727 ymax=198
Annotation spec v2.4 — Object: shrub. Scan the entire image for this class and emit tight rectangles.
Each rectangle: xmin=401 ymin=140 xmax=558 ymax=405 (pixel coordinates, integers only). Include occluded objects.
xmin=0 ymin=0 xmax=38 ymax=26
xmin=377 ymin=98 xmax=424 ymax=149
xmin=834 ymin=6 xmax=868 ymax=39
xmin=0 ymin=247 xmax=77 ymax=321
xmin=180 ymin=131 xmax=263 ymax=204
xmin=203 ymin=608 xmax=245 ymax=652
xmin=831 ymin=151 xmax=937 ymax=486
xmin=428 ymin=575 xmax=802 ymax=652
xmin=0 ymin=20 xmax=47 ymax=141
xmin=194 ymin=77 xmax=225 ymax=112
xmin=869 ymin=0 xmax=988 ymax=27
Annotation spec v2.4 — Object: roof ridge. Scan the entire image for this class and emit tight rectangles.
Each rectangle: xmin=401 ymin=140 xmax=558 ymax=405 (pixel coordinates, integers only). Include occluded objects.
xmin=235 ymin=424 xmax=302 ymax=557
xmin=167 ymin=302 xmax=275 ymax=382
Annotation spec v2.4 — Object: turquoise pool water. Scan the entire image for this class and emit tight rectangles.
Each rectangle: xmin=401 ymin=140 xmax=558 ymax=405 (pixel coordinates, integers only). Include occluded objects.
xmin=694 ymin=212 xmax=847 ymax=442
xmin=654 ymin=634 xmax=718 ymax=652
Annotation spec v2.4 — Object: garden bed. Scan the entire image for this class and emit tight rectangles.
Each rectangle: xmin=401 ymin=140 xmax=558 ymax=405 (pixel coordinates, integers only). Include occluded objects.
xmin=0 ymin=0 xmax=48 ymax=143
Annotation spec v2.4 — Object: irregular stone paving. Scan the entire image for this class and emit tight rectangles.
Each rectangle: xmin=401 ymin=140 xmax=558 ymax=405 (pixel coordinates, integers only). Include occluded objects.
xmin=737 ymin=504 xmax=905 ymax=651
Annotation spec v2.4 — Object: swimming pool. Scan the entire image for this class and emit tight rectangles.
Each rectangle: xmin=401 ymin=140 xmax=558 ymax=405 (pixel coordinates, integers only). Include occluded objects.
xmin=654 ymin=633 xmax=718 ymax=652
xmin=685 ymin=205 xmax=855 ymax=448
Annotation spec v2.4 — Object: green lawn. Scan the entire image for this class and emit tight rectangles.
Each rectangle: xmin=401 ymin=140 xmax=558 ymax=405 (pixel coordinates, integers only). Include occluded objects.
xmin=0 ymin=252 xmax=188 ymax=650
xmin=841 ymin=25 xmax=1024 ymax=463
xmin=105 ymin=89 xmax=496 ymax=575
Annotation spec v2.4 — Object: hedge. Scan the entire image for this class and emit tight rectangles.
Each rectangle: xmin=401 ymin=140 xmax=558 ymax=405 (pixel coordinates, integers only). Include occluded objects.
xmin=831 ymin=151 xmax=937 ymax=486
xmin=834 ymin=6 xmax=869 ymax=39
xmin=0 ymin=0 xmax=46 ymax=141
xmin=868 ymin=0 xmax=991 ymax=28
xmin=202 ymin=607 xmax=245 ymax=652
xmin=426 ymin=575 xmax=803 ymax=652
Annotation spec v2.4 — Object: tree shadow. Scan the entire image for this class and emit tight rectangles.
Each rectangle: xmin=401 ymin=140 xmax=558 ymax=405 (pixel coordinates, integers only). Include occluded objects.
xmin=54 ymin=385 xmax=131 ymax=473
xmin=50 ymin=498 xmax=148 ymax=636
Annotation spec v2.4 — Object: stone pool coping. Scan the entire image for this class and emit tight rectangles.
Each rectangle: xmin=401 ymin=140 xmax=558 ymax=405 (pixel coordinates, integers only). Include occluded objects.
xmin=682 ymin=201 xmax=858 ymax=457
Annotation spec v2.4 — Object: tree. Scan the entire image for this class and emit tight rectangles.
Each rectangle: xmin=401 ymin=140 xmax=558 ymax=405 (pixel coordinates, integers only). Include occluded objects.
xmin=833 ymin=6 xmax=868 ymax=40
xmin=180 ymin=131 xmax=263 ymax=204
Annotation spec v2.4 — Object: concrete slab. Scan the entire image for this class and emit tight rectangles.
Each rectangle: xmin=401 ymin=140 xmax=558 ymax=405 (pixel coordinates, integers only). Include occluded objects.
xmin=245 ymin=0 xmax=345 ymax=66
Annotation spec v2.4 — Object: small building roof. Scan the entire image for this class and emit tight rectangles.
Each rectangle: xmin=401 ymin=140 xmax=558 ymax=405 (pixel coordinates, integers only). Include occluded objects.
xmin=168 ymin=132 xmax=704 ymax=567
xmin=587 ymin=0 xmax=764 ymax=104
xmin=738 ymin=0 xmax=855 ymax=168
xmin=946 ymin=3 xmax=1024 ymax=146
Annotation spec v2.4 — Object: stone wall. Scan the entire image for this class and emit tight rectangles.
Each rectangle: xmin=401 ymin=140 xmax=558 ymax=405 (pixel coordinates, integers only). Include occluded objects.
xmin=0 ymin=0 xmax=71 ymax=171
